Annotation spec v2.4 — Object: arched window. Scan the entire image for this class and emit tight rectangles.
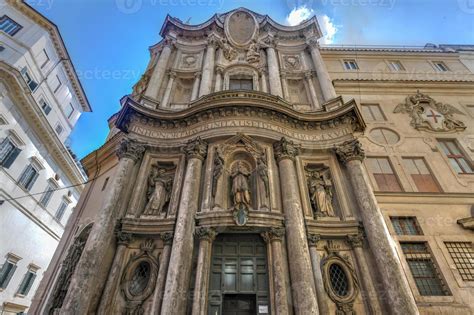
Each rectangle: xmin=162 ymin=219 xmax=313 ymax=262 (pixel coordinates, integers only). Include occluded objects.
xmin=329 ymin=263 xmax=349 ymax=297
xmin=129 ymin=261 xmax=151 ymax=296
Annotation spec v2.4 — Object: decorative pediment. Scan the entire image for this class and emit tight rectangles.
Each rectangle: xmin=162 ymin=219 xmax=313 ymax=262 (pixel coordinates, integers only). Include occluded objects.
xmin=221 ymin=132 xmax=264 ymax=158
xmin=394 ymin=91 xmax=466 ymax=132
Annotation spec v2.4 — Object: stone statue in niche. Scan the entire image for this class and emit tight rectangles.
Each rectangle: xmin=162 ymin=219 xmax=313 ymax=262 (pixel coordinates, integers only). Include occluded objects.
xmin=219 ymin=38 xmax=238 ymax=61
xmin=230 ymin=161 xmax=252 ymax=207
xmin=306 ymin=166 xmax=336 ymax=217
xmin=246 ymin=40 xmax=260 ymax=63
xmin=143 ymin=164 xmax=173 ymax=216
xmin=212 ymin=147 xmax=225 ymax=199
xmin=256 ymin=155 xmax=269 ymax=198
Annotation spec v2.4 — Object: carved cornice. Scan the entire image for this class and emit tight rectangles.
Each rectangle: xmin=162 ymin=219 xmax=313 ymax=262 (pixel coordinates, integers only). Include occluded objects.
xmin=195 ymin=227 xmax=217 ymax=241
xmin=273 ymin=137 xmax=301 ymax=162
xmin=334 ymin=139 xmax=365 ymax=164
xmin=183 ymin=137 xmax=208 ymax=161
xmin=307 ymin=233 xmax=321 ymax=247
xmin=160 ymin=232 xmax=174 ymax=245
xmin=116 ymin=139 xmax=146 ymax=162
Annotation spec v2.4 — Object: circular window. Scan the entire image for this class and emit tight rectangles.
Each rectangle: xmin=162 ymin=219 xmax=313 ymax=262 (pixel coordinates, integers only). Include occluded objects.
xmin=329 ymin=263 xmax=349 ymax=297
xmin=129 ymin=261 xmax=151 ymax=296
xmin=369 ymin=128 xmax=400 ymax=145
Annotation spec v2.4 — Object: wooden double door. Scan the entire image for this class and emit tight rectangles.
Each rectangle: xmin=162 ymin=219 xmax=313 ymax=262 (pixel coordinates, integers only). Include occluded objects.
xmin=208 ymin=234 xmax=270 ymax=315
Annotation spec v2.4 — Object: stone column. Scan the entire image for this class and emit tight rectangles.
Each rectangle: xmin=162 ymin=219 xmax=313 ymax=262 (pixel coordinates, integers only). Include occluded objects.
xmin=335 ymin=139 xmax=418 ymax=315
xmin=214 ymin=66 xmax=223 ymax=92
xmin=273 ymin=137 xmax=319 ymax=315
xmin=97 ymin=228 xmax=132 ymax=314
xmin=145 ymin=37 xmax=175 ymax=101
xmin=347 ymin=232 xmax=382 ymax=315
xmin=304 ymin=71 xmax=321 ymax=110
xmin=191 ymin=227 xmax=217 ymax=315
xmin=306 ymin=37 xmax=336 ymax=102
xmin=264 ymin=37 xmax=283 ymax=97
xmin=161 ymin=70 xmax=176 ymax=108
xmin=160 ymin=137 xmax=208 ymax=315
xmin=149 ymin=232 xmax=173 ymax=314
xmin=191 ymin=71 xmax=201 ymax=101
xmin=198 ymin=35 xmax=218 ymax=97
xmin=259 ymin=68 xmax=268 ymax=93
xmin=307 ymin=234 xmax=329 ymax=315
xmin=261 ymin=228 xmax=289 ymax=315
xmin=61 ymin=139 xmax=145 ymax=314
xmin=280 ymin=72 xmax=289 ymax=100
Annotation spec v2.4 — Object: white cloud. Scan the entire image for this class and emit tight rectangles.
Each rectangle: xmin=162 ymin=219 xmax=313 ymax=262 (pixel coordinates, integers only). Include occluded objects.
xmin=285 ymin=6 xmax=338 ymax=44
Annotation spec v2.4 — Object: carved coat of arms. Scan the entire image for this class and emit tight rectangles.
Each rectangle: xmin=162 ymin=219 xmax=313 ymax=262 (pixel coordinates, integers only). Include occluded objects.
xmin=394 ymin=91 xmax=465 ymax=132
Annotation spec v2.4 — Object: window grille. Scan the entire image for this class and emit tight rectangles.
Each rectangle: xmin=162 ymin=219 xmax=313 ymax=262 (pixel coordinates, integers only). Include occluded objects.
xmin=445 ymin=242 xmax=474 ymax=281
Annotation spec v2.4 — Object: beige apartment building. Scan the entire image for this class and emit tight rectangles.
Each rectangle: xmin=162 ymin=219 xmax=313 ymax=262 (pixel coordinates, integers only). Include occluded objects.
xmin=31 ymin=8 xmax=472 ymax=315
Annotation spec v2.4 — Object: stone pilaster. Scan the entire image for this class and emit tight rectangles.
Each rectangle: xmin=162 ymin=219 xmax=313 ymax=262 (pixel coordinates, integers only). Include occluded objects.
xmin=160 ymin=70 xmax=176 ymax=108
xmin=61 ymin=139 xmax=145 ymax=314
xmin=149 ymin=232 xmax=174 ymax=314
xmin=306 ymin=37 xmax=336 ymax=102
xmin=160 ymin=137 xmax=208 ymax=315
xmin=261 ymin=227 xmax=289 ymax=315
xmin=273 ymin=137 xmax=319 ymax=314
xmin=304 ymin=71 xmax=321 ymax=110
xmin=347 ymin=232 xmax=382 ymax=314
xmin=199 ymin=35 xmax=218 ymax=97
xmin=145 ymin=37 xmax=175 ymax=101
xmin=214 ymin=66 xmax=224 ymax=92
xmin=191 ymin=227 xmax=217 ymax=315
xmin=264 ymin=36 xmax=283 ymax=98
xmin=280 ymin=72 xmax=289 ymax=100
xmin=307 ymin=234 xmax=329 ymax=315
xmin=191 ymin=71 xmax=201 ymax=101
xmin=259 ymin=68 xmax=268 ymax=93
xmin=335 ymin=139 xmax=418 ymax=315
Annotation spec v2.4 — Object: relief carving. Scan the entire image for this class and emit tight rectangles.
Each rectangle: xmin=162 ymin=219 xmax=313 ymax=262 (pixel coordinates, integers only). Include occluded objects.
xmin=306 ymin=166 xmax=336 ymax=217
xmin=142 ymin=163 xmax=175 ymax=217
xmin=246 ymin=40 xmax=260 ymax=64
xmin=283 ymin=55 xmax=301 ymax=70
xmin=181 ymin=54 xmax=198 ymax=68
xmin=218 ymin=38 xmax=238 ymax=61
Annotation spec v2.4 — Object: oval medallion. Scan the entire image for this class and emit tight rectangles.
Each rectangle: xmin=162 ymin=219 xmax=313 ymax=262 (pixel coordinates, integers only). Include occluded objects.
xmin=225 ymin=10 xmax=258 ymax=47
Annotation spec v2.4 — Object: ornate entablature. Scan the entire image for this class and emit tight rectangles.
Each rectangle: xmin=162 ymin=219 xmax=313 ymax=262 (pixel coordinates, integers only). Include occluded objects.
xmin=394 ymin=90 xmax=466 ymax=132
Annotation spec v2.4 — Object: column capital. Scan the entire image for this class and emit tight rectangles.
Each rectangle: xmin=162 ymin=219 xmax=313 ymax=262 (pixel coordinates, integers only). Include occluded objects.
xmin=194 ymin=71 xmax=202 ymax=78
xmin=347 ymin=233 xmax=364 ymax=248
xmin=215 ymin=65 xmax=224 ymax=74
xmin=116 ymin=138 xmax=146 ymax=163
xmin=273 ymin=137 xmax=301 ymax=162
xmin=261 ymin=227 xmax=285 ymax=243
xmin=261 ymin=35 xmax=277 ymax=49
xmin=304 ymin=71 xmax=314 ymax=80
xmin=160 ymin=232 xmax=174 ymax=245
xmin=207 ymin=33 xmax=221 ymax=48
xmin=334 ymin=139 xmax=365 ymax=164
xmin=305 ymin=37 xmax=320 ymax=49
xmin=162 ymin=36 xmax=177 ymax=49
xmin=115 ymin=228 xmax=132 ymax=245
xmin=167 ymin=70 xmax=177 ymax=79
xmin=307 ymin=233 xmax=321 ymax=247
xmin=195 ymin=227 xmax=217 ymax=241
xmin=183 ymin=137 xmax=208 ymax=161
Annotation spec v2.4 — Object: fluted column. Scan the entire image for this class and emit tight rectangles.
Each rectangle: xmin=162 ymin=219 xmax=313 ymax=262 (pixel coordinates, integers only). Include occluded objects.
xmin=304 ymin=71 xmax=321 ymax=110
xmin=199 ymin=35 xmax=218 ymax=97
xmin=335 ymin=139 xmax=418 ymax=315
xmin=160 ymin=70 xmax=176 ymax=108
xmin=97 ymin=228 xmax=132 ymax=314
xmin=273 ymin=138 xmax=319 ymax=314
xmin=264 ymin=37 xmax=283 ymax=97
xmin=347 ymin=232 xmax=382 ymax=314
xmin=307 ymin=234 xmax=329 ymax=315
xmin=61 ymin=139 xmax=145 ymax=314
xmin=192 ymin=227 xmax=217 ymax=315
xmin=145 ymin=37 xmax=175 ymax=101
xmin=306 ymin=37 xmax=336 ymax=101
xmin=161 ymin=137 xmax=208 ymax=315
xmin=149 ymin=232 xmax=173 ymax=314
xmin=214 ymin=66 xmax=223 ymax=92
xmin=191 ymin=71 xmax=201 ymax=101
xmin=261 ymin=228 xmax=289 ymax=315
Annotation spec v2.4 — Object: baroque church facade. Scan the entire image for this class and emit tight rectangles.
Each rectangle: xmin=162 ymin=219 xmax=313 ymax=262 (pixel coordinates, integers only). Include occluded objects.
xmin=31 ymin=8 xmax=473 ymax=315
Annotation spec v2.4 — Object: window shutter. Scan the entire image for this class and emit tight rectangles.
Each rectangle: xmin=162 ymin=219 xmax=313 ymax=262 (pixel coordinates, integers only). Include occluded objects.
xmin=28 ymin=80 xmax=38 ymax=91
xmin=21 ymin=272 xmax=36 ymax=295
xmin=2 ymin=147 xmax=21 ymax=168
xmin=44 ymin=104 xmax=51 ymax=115
xmin=0 ymin=263 xmax=16 ymax=289
xmin=25 ymin=170 xmax=39 ymax=191
xmin=18 ymin=165 xmax=32 ymax=186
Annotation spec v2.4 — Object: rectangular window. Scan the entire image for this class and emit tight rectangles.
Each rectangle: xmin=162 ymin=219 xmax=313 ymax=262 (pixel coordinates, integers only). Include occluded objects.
xmin=433 ymin=61 xmax=449 ymax=72
xmin=0 ymin=15 xmax=22 ymax=36
xmin=366 ymin=157 xmax=402 ymax=191
xmin=0 ymin=255 xmax=19 ymax=289
xmin=343 ymin=59 xmax=359 ymax=70
xmin=38 ymin=49 xmax=50 ymax=69
xmin=55 ymin=200 xmax=68 ymax=220
xmin=20 ymin=68 xmax=38 ymax=91
xmin=40 ymin=99 xmax=52 ymax=115
xmin=17 ymin=270 xmax=37 ymax=296
xmin=438 ymin=140 xmax=473 ymax=174
xmin=361 ymin=104 xmax=386 ymax=121
xmin=229 ymin=78 xmax=253 ymax=90
xmin=39 ymin=184 xmax=55 ymax=207
xmin=401 ymin=242 xmax=450 ymax=296
xmin=18 ymin=164 xmax=39 ymax=191
xmin=445 ymin=242 xmax=474 ymax=281
xmin=388 ymin=60 xmax=405 ymax=71
xmin=390 ymin=217 xmax=422 ymax=235
xmin=55 ymin=124 xmax=63 ymax=136
xmin=402 ymin=158 xmax=440 ymax=192
xmin=65 ymin=103 xmax=74 ymax=119
xmin=0 ymin=137 xmax=21 ymax=168
xmin=53 ymin=75 xmax=62 ymax=93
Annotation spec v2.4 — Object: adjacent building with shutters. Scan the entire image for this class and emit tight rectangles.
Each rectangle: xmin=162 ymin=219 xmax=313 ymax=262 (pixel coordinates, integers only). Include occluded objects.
xmin=31 ymin=7 xmax=473 ymax=315
xmin=0 ymin=1 xmax=91 ymax=313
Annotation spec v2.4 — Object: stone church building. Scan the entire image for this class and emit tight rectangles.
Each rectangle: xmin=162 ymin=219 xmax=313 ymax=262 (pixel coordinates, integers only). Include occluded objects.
xmin=30 ymin=8 xmax=473 ymax=315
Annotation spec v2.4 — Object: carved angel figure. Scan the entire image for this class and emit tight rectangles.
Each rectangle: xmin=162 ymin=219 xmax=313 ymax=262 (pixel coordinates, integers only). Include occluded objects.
xmin=143 ymin=165 xmax=172 ymax=216
xmin=246 ymin=40 xmax=260 ymax=63
xmin=307 ymin=167 xmax=335 ymax=217
xmin=231 ymin=161 xmax=251 ymax=207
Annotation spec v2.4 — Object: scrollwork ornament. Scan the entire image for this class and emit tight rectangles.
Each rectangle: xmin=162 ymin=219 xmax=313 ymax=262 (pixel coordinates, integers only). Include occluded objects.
xmin=334 ymin=139 xmax=365 ymax=165
xmin=117 ymin=139 xmax=146 ymax=163
xmin=183 ymin=137 xmax=208 ymax=161
xmin=273 ymin=137 xmax=301 ymax=162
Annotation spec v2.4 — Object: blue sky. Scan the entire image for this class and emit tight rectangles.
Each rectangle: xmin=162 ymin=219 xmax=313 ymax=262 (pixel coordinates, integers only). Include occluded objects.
xmin=33 ymin=0 xmax=474 ymax=159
